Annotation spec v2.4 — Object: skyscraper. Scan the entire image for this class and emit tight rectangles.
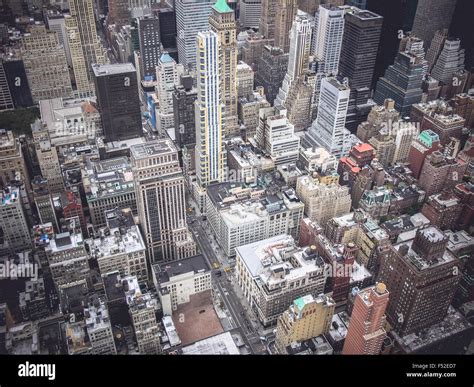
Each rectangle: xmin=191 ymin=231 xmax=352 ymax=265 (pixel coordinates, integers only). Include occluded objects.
xmin=377 ymin=226 xmax=460 ymax=336
xmin=311 ymin=5 xmax=345 ymax=118
xmin=137 ymin=16 xmax=161 ymax=79
xmin=274 ymin=0 xmax=298 ymax=53
xmin=21 ymin=25 xmax=72 ymax=103
xmin=338 ymin=7 xmax=383 ymax=130
xmin=66 ymin=0 xmax=107 ymax=92
xmin=412 ymin=0 xmax=457 ymax=49
xmin=175 ymin=0 xmax=214 ymax=70
xmin=209 ymin=0 xmax=239 ymax=136
xmin=373 ymin=51 xmax=424 ymax=117
xmin=173 ymin=75 xmax=198 ymax=150
xmin=239 ymin=0 xmax=261 ymax=30
xmin=430 ymin=39 xmax=465 ymax=86
xmin=155 ymin=53 xmax=183 ymax=132
xmin=259 ymin=0 xmax=276 ymax=40
xmin=131 ymin=139 xmax=196 ymax=262
xmin=305 ymin=77 xmax=352 ymax=159
xmin=255 ymin=45 xmax=289 ymax=104
xmin=342 ymin=283 xmax=389 ymax=355
xmin=92 ymin=63 xmax=143 ymax=142
xmin=194 ymin=31 xmax=227 ymax=188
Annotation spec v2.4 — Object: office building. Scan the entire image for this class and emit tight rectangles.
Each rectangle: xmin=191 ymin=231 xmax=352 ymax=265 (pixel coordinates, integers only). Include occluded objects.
xmin=124 ymin=276 xmax=161 ymax=354
xmin=236 ymin=235 xmax=328 ymax=326
xmin=108 ymin=0 xmax=129 ymax=28
xmin=66 ymin=0 xmax=107 ymax=92
xmin=421 ymin=191 xmax=462 ymax=230
xmin=137 ymin=16 xmax=161 ymax=79
xmin=92 ymin=63 xmax=143 ymax=142
xmin=255 ymin=45 xmax=289 ymax=104
xmin=84 ymin=157 xmax=136 ymax=228
xmin=156 ymin=53 xmax=183 ymax=132
xmin=20 ymin=25 xmax=72 ymax=103
xmin=275 ymin=294 xmax=335 ymax=354
xmin=86 ymin=218 xmax=147 ymax=282
xmin=60 ymin=190 xmax=87 ymax=236
xmin=418 ymin=151 xmax=467 ymax=197
xmin=431 ymin=38 xmax=465 ymax=86
xmin=0 ymin=130 xmax=30 ymax=194
xmin=342 ymin=283 xmax=389 ymax=354
xmin=46 ymin=12 xmax=72 ymax=67
xmin=238 ymin=89 xmax=271 ymax=137
xmin=0 ymin=186 xmax=31 ymax=255
xmin=373 ymin=51 xmax=424 ymax=117
xmin=407 ymin=130 xmax=442 ymax=179
xmin=206 ymin=183 xmax=304 ymax=257
xmin=31 ymin=120 xmax=64 ymax=195
xmin=19 ymin=278 xmax=49 ymax=321
xmin=209 ymin=0 xmax=239 ymax=136
xmin=1 ymin=59 xmax=33 ymax=109
xmin=173 ymin=75 xmax=198 ymax=149
xmin=194 ymin=31 xmax=227 ymax=188
xmin=45 ymin=218 xmax=90 ymax=291
xmin=275 ymin=12 xmax=312 ymax=115
xmin=411 ymin=0 xmax=457 ymax=49
xmin=274 ymin=0 xmax=298 ymax=53
xmin=255 ymin=106 xmax=300 ymax=165
xmin=152 ymin=254 xmax=212 ymax=315
xmin=175 ymin=0 xmax=214 ymax=70
xmin=305 ymin=77 xmax=352 ymax=159
xmin=131 ymin=139 xmax=196 ymax=262
xmin=239 ymin=0 xmax=261 ymax=29
xmin=296 ymin=175 xmax=351 ymax=227
xmin=378 ymin=226 xmax=460 ymax=336
xmin=339 ymin=7 xmax=383 ymax=130
xmin=84 ymin=300 xmax=117 ymax=354
xmin=236 ymin=61 xmax=254 ymax=99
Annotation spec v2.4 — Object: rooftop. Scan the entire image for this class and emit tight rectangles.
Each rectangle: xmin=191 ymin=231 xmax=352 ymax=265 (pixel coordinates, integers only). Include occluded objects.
xmin=1 ymin=186 xmax=20 ymax=206
xmin=130 ymin=139 xmax=175 ymax=160
xmin=181 ymin=331 xmax=239 ymax=355
xmin=86 ymin=225 xmax=145 ymax=259
xmin=212 ymin=0 xmax=233 ymax=14
xmin=92 ymin=63 xmax=136 ymax=77
xmin=154 ymin=255 xmax=210 ymax=285
xmin=84 ymin=300 xmax=111 ymax=333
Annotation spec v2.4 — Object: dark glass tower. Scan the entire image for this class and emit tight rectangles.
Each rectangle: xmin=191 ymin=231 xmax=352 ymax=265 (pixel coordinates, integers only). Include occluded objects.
xmin=92 ymin=63 xmax=143 ymax=142
xmin=373 ymin=51 xmax=424 ymax=117
xmin=339 ymin=8 xmax=383 ymax=131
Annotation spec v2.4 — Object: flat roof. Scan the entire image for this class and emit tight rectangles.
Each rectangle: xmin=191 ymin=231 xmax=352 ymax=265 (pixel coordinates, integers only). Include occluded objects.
xmin=154 ymin=255 xmax=210 ymax=284
xmin=92 ymin=63 xmax=136 ymax=77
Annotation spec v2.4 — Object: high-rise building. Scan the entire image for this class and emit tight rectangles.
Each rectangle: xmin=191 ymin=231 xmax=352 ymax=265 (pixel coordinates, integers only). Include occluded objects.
xmin=84 ymin=300 xmax=117 ymax=355
xmin=305 ymin=77 xmax=352 ymax=159
xmin=175 ymin=0 xmax=214 ymax=70
xmin=45 ymin=217 xmax=90 ymax=291
xmin=418 ymin=151 xmax=467 ymax=197
xmin=236 ymin=235 xmax=328 ymax=326
xmin=339 ymin=7 xmax=383 ymax=131
xmin=407 ymin=130 xmax=442 ymax=179
xmin=173 ymin=75 xmax=198 ymax=149
xmin=86 ymin=216 xmax=148 ymax=282
xmin=92 ymin=63 xmax=143 ymax=142
xmin=155 ymin=5 xmax=177 ymax=53
xmin=108 ymin=0 xmax=130 ymax=28
xmin=239 ymin=0 xmax=261 ymax=30
xmin=342 ymin=283 xmax=389 ymax=354
xmin=275 ymin=12 xmax=312 ymax=107
xmin=1 ymin=59 xmax=33 ymax=109
xmin=373 ymin=51 xmax=424 ymax=117
xmin=131 ymin=139 xmax=196 ymax=262
xmin=137 ymin=16 xmax=161 ymax=79
xmin=259 ymin=0 xmax=276 ymax=40
xmin=426 ymin=29 xmax=448 ymax=72
xmin=155 ymin=53 xmax=183 ymax=132
xmin=209 ymin=0 xmax=239 ymax=136
xmin=194 ymin=31 xmax=227 ymax=188
xmin=255 ymin=106 xmax=300 ymax=165
xmin=274 ymin=0 xmax=298 ymax=53
xmin=31 ymin=177 xmax=58 ymax=230
xmin=255 ymin=45 xmax=289 ymax=104
xmin=21 ymin=25 xmax=72 ymax=103
xmin=31 ymin=120 xmax=64 ymax=195
xmin=421 ymin=191 xmax=462 ymax=230
xmin=0 ymin=186 xmax=31 ymax=255
xmin=275 ymin=294 xmax=335 ymax=354
xmin=431 ymin=39 xmax=465 ymax=86
xmin=66 ymin=0 xmax=107 ymax=93
xmin=0 ymin=130 xmax=30 ymax=195
xmin=378 ymin=226 xmax=460 ymax=336
xmin=236 ymin=61 xmax=254 ymax=99
xmin=46 ymin=12 xmax=73 ymax=67
xmin=312 ymin=5 xmax=345 ymax=75
xmin=411 ymin=0 xmax=457 ymax=49
xmin=124 ymin=276 xmax=161 ymax=354
xmin=296 ymin=175 xmax=352 ymax=227
xmin=238 ymin=88 xmax=271 ymax=137
xmin=61 ymin=190 xmax=87 ymax=236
